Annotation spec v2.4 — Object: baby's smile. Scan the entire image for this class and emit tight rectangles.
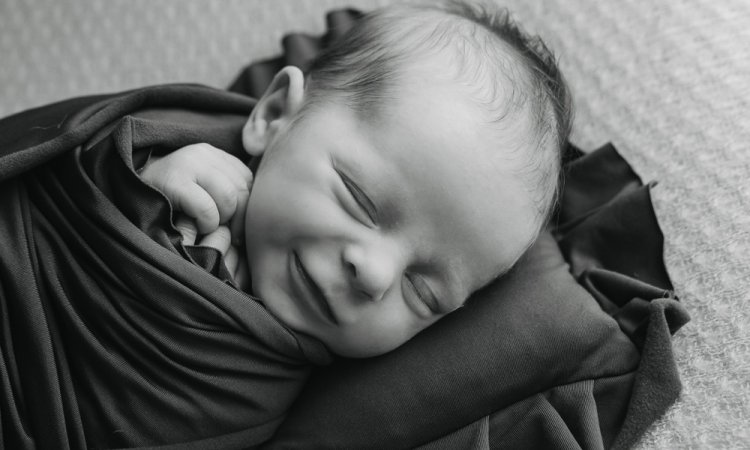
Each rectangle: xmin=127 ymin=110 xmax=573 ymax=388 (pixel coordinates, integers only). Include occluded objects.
xmin=291 ymin=251 xmax=338 ymax=325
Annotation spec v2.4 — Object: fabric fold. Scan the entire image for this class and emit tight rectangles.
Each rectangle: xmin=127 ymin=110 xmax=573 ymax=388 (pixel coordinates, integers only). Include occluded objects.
xmin=0 ymin=87 xmax=330 ymax=449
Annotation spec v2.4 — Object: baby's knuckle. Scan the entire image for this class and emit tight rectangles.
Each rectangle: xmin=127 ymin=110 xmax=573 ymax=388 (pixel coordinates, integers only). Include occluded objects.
xmin=161 ymin=170 xmax=180 ymax=188
xmin=215 ymin=192 xmax=238 ymax=216
xmin=237 ymin=183 xmax=250 ymax=196
xmin=196 ymin=202 xmax=219 ymax=220
xmin=193 ymin=142 xmax=215 ymax=154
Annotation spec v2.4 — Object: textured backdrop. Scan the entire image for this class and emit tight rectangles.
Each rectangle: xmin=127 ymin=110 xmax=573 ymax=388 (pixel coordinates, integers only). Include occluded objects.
xmin=1 ymin=0 xmax=749 ymax=448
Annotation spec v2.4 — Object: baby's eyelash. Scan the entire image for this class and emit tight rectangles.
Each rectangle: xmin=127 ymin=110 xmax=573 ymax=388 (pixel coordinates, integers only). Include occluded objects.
xmin=336 ymin=169 xmax=378 ymax=224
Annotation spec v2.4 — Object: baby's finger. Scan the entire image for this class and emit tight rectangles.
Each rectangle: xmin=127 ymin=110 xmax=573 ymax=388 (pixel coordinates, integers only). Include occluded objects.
xmin=198 ymin=225 xmax=232 ymax=255
xmin=194 ymin=172 xmax=242 ymax=226
xmin=229 ymin=186 xmax=249 ymax=246
xmin=225 ymin=162 xmax=251 ymax=246
xmin=224 ymin=245 xmax=239 ymax=277
xmin=216 ymin=150 xmax=254 ymax=186
xmin=175 ymin=214 xmax=198 ymax=246
xmin=207 ymin=151 xmax=252 ymax=208
xmin=170 ymin=182 xmax=220 ymax=234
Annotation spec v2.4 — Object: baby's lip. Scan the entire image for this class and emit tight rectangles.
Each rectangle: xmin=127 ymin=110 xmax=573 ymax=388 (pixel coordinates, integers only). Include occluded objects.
xmin=293 ymin=251 xmax=339 ymax=325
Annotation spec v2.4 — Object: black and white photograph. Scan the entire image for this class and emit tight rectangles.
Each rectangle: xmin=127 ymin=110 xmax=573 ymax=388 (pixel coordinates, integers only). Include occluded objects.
xmin=0 ymin=0 xmax=748 ymax=448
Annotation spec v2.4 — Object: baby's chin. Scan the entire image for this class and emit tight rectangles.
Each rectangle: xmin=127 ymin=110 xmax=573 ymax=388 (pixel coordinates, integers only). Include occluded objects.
xmin=260 ymin=297 xmax=406 ymax=359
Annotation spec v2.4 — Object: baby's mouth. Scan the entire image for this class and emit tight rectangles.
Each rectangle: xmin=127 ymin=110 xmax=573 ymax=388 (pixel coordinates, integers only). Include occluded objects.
xmin=293 ymin=252 xmax=338 ymax=325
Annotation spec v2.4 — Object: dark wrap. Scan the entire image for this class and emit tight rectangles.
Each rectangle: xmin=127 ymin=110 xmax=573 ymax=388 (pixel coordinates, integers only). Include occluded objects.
xmin=0 ymin=86 xmax=330 ymax=449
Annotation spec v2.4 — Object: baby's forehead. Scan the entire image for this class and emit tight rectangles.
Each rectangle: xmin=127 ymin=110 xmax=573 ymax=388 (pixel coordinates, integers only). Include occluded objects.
xmin=357 ymin=86 xmax=534 ymax=219
xmin=387 ymin=13 xmax=529 ymax=113
xmin=383 ymin=68 xmax=535 ymax=160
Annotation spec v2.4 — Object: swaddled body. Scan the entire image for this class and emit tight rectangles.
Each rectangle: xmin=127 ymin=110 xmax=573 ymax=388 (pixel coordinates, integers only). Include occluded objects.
xmin=142 ymin=1 xmax=571 ymax=357
xmin=0 ymin=86 xmax=332 ymax=448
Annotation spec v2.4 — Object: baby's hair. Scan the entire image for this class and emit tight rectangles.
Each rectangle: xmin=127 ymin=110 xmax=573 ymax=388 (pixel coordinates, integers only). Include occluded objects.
xmin=304 ymin=0 xmax=572 ymax=248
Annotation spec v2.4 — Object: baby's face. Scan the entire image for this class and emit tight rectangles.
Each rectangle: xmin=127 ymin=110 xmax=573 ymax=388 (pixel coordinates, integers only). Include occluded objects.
xmin=244 ymin=72 xmax=537 ymax=357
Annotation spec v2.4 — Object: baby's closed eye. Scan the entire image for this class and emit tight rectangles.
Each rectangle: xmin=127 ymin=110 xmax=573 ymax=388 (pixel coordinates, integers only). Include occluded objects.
xmin=335 ymin=167 xmax=378 ymax=226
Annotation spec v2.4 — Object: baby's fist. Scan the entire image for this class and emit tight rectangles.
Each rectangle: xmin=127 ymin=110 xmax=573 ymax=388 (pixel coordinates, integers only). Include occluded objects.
xmin=139 ymin=143 xmax=253 ymax=240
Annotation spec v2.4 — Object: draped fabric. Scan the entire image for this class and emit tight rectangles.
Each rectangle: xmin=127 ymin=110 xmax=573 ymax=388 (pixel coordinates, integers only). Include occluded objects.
xmin=0 ymin=9 xmax=689 ymax=450
xmin=0 ymin=87 xmax=330 ymax=449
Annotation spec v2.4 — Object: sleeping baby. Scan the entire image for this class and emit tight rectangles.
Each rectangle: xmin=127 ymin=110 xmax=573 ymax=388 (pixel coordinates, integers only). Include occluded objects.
xmin=2 ymin=3 xmax=690 ymax=448
xmin=140 ymin=0 xmax=572 ymax=357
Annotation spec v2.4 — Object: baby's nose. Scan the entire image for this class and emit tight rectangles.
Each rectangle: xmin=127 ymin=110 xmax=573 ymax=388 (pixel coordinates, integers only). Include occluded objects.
xmin=342 ymin=241 xmax=399 ymax=302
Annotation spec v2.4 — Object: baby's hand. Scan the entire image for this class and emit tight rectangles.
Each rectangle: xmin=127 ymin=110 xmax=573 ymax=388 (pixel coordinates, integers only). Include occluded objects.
xmin=176 ymin=215 xmax=249 ymax=290
xmin=139 ymin=143 xmax=253 ymax=242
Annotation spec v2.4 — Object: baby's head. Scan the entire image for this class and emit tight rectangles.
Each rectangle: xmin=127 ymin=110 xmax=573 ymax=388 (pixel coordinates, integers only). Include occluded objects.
xmin=241 ymin=1 xmax=571 ymax=357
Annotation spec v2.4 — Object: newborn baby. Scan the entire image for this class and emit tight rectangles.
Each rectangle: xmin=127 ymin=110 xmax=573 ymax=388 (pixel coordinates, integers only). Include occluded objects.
xmin=141 ymin=0 xmax=571 ymax=357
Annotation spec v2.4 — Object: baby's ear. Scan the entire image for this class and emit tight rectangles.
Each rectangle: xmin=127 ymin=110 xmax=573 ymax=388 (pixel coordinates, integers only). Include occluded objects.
xmin=242 ymin=66 xmax=306 ymax=156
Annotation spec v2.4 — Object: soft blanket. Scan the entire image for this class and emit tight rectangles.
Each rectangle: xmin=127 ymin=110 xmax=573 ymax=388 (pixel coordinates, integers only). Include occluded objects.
xmin=0 ymin=86 xmax=330 ymax=449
